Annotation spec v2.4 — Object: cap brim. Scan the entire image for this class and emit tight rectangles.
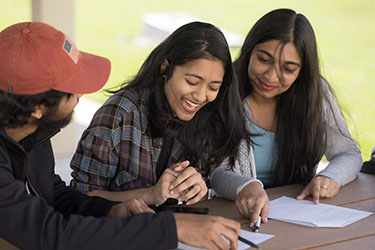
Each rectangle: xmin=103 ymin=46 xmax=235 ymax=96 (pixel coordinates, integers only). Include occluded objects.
xmin=53 ymin=51 xmax=111 ymax=94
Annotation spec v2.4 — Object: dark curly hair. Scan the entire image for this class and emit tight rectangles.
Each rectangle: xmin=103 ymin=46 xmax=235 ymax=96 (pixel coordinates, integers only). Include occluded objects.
xmin=0 ymin=89 xmax=71 ymax=128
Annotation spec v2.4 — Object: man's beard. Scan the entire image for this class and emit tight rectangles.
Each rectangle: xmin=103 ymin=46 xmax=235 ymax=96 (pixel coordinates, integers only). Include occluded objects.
xmin=38 ymin=110 xmax=74 ymax=131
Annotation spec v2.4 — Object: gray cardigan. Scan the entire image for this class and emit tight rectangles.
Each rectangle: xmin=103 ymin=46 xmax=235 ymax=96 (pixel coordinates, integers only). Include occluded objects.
xmin=210 ymin=85 xmax=363 ymax=201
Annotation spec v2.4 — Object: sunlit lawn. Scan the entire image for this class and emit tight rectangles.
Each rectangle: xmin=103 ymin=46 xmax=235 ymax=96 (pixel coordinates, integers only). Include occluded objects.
xmin=1 ymin=0 xmax=374 ymax=159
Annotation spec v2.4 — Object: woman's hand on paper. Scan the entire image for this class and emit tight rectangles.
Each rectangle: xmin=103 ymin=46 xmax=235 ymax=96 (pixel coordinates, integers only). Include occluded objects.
xmin=296 ymin=176 xmax=340 ymax=204
xmin=235 ymin=181 xmax=269 ymax=225
xmin=170 ymin=161 xmax=208 ymax=205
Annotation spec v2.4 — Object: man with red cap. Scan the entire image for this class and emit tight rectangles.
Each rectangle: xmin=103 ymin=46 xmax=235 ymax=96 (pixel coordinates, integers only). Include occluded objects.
xmin=0 ymin=22 xmax=240 ymax=250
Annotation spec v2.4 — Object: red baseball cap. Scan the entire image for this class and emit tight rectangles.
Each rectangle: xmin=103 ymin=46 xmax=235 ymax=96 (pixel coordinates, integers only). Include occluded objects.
xmin=0 ymin=22 xmax=111 ymax=95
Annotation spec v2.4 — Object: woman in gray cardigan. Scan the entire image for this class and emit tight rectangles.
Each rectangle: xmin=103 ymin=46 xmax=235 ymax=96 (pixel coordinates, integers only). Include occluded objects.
xmin=210 ymin=9 xmax=362 ymax=227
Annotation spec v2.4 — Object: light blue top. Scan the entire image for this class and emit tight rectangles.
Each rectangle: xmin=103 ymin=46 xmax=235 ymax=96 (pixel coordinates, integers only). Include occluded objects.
xmin=210 ymin=81 xmax=362 ymax=201
xmin=251 ymin=122 xmax=276 ymax=187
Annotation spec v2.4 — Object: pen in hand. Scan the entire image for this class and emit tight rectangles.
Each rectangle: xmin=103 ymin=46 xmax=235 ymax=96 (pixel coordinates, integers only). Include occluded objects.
xmin=238 ymin=236 xmax=260 ymax=249
xmin=254 ymin=216 xmax=261 ymax=233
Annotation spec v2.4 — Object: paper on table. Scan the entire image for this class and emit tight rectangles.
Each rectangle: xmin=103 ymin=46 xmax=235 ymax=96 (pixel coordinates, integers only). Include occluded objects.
xmin=178 ymin=229 xmax=274 ymax=250
xmin=268 ymin=196 xmax=373 ymax=227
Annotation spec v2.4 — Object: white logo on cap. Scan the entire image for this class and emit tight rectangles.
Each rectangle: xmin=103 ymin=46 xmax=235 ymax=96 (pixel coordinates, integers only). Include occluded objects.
xmin=62 ymin=36 xmax=80 ymax=64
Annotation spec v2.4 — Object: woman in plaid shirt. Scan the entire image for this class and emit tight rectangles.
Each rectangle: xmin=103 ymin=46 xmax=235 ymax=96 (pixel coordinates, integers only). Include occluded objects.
xmin=70 ymin=21 xmax=251 ymax=206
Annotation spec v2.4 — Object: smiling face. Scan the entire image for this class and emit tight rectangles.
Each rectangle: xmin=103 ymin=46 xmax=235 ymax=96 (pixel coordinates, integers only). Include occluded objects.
xmin=248 ymin=40 xmax=302 ymax=101
xmin=164 ymin=58 xmax=224 ymax=121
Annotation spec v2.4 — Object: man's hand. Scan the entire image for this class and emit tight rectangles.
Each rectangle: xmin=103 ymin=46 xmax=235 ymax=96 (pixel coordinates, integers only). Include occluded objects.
xmin=174 ymin=213 xmax=240 ymax=250
xmin=297 ymin=176 xmax=340 ymax=204
xmin=235 ymin=181 xmax=269 ymax=225
xmin=107 ymin=198 xmax=154 ymax=218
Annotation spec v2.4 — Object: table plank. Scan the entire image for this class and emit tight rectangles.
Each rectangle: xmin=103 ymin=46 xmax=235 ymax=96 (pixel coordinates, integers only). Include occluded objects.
xmin=265 ymin=172 xmax=375 ymax=205
xmin=0 ymin=238 xmax=19 ymax=250
xmin=306 ymin=233 xmax=375 ymax=250
xmin=1 ymin=174 xmax=373 ymax=250
xmin=196 ymin=173 xmax=375 ymax=250
xmin=257 ymin=213 xmax=375 ymax=250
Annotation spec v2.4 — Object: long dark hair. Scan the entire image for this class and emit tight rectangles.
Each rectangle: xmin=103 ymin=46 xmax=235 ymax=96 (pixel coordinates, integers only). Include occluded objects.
xmin=234 ymin=9 xmax=328 ymax=186
xmin=113 ymin=21 xmax=250 ymax=174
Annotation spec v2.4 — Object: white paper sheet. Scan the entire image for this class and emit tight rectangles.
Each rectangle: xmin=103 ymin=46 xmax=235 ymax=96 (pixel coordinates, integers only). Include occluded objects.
xmin=178 ymin=229 xmax=274 ymax=250
xmin=268 ymin=196 xmax=373 ymax=227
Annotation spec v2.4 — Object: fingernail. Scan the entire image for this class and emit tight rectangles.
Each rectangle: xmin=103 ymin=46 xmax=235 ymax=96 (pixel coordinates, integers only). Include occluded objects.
xmin=314 ymin=200 xmax=319 ymax=205
xmin=250 ymin=222 xmax=254 ymax=228
xmin=178 ymin=198 xmax=182 ymax=202
xmin=264 ymin=217 xmax=268 ymax=223
xmin=169 ymin=185 xmax=174 ymax=190
xmin=169 ymin=190 xmax=174 ymax=195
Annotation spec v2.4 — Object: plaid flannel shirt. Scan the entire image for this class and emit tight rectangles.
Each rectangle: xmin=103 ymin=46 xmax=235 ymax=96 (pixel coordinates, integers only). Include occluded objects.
xmin=70 ymin=88 xmax=184 ymax=192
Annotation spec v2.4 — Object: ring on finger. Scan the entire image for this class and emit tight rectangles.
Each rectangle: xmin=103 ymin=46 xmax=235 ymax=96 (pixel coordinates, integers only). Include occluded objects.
xmin=320 ymin=184 xmax=328 ymax=189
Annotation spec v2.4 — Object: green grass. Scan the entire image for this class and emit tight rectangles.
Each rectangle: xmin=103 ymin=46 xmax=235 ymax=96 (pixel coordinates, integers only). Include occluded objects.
xmin=1 ymin=0 xmax=374 ymax=160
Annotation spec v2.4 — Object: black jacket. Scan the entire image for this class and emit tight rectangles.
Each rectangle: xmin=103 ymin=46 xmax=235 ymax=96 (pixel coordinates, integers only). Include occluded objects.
xmin=0 ymin=127 xmax=177 ymax=250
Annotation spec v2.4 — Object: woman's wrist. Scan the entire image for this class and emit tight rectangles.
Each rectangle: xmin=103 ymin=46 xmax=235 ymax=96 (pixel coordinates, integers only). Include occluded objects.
xmin=236 ymin=179 xmax=264 ymax=197
xmin=141 ymin=187 xmax=155 ymax=205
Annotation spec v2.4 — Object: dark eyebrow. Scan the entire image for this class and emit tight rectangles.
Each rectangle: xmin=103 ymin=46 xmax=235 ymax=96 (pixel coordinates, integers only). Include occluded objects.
xmin=257 ymin=49 xmax=273 ymax=58
xmin=257 ymin=49 xmax=301 ymax=67
xmin=185 ymin=73 xmax=222 ymax=84
xmin=285 ymin=61 xmax=301 ymax=67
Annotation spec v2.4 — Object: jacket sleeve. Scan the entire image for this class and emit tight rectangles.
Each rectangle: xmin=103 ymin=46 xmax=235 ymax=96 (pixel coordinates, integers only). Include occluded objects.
xmin=53 ymin=174 xmax=119 ymax=217
xmin=210 ymin=140 xmax=260 ymax=201
xmin=210 ymin=165 xmax=257 ymax=201
xmin=0 ymin=150 xmax=177 ymax=250
xmin=317 ymin=85 xmax=363 ymax=185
